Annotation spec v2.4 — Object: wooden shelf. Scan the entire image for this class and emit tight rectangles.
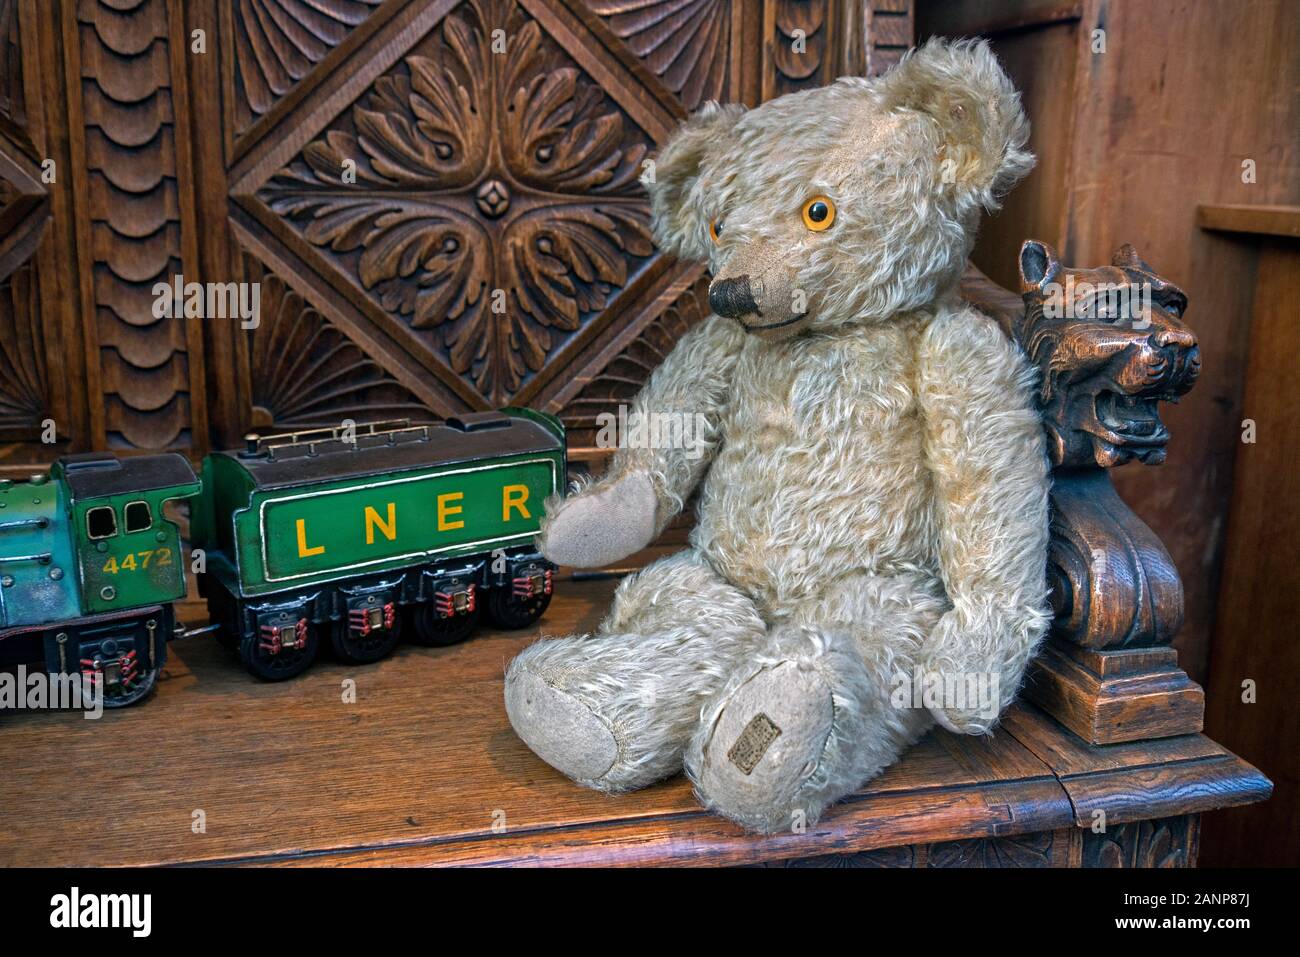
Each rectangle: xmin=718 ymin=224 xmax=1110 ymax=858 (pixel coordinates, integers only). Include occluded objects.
xmin=1197 ymin=204 xmax=1300 ymax=239
xmin=0 ymin=579 xmax=1270 ymax=867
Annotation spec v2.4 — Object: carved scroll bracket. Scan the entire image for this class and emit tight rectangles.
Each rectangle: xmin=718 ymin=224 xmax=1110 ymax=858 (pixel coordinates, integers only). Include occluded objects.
xmin=965 ymin=241 xmax=1206 ymax=744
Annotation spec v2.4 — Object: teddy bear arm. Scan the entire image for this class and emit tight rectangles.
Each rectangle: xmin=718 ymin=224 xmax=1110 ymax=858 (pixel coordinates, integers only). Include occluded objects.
xmin=916 ymin=306 xmax=1053 ymax=734
xmin=536 ymin=315 xmax=746 ymax=568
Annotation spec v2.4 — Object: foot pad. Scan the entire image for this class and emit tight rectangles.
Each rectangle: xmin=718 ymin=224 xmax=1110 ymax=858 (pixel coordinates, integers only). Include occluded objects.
xmin=504 ymin=669 xmax=618 ymax=784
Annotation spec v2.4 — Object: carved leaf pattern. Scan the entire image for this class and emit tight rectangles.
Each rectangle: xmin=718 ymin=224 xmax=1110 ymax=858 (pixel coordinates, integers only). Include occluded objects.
xmin=261 ymin=0 xmax=654 ymax=405
xmin=246 ymin=255 xmax=436 ymax=428
xmin=585 ymin=0 xmax=730 ymax=110
xmin=0 ymin=261 xmax=49 ymax=433
xmin=233 ymin=0 xmax=385 ymax=134
xmin=1085 ymin=818 xmax=1190 ymax=868
xmin=927 ymin=831 xmax=1055 ymax=868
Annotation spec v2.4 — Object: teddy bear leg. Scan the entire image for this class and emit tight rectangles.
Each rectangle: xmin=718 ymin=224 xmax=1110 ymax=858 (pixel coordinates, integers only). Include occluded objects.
xmin=686 ymin=573 xmax=947 ymax=833
xmin=505 ymin=549 xmax=766 ymax=793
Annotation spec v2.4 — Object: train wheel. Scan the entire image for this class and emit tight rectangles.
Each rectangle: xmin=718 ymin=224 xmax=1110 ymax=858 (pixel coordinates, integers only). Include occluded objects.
xmin=330 ymin=608 xmax=403 ymax=664
xmin=97 ymin=665 xmax=159 ymax=709
xmin=413 ymin=603 xmax=479 ymax=647
xmin=486 ymin=586 xmax=552 ymax=630
xmin=239 ymin=622 xmax=319 ymax=681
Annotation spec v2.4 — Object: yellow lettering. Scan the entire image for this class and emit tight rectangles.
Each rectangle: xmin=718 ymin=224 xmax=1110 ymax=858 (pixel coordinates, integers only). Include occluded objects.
xmin=365 ymin=503 xmax=397 ymax=544
xmin=296 ymin=519 xmax=325 ymax=557
xmin=502 ymin=484 xmax=531 ymax=521
xmin=437 ymin=492 xmax=465 ymax=531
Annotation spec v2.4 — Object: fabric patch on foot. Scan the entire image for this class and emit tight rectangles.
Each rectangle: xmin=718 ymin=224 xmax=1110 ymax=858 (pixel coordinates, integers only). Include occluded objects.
xmin=728 ymin=712 xmax=782 ymax=775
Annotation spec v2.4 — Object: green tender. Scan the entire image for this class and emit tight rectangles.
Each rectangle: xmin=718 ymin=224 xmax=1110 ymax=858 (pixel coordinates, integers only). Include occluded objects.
xmin=196 ymin=415 xmax=565 ymax=599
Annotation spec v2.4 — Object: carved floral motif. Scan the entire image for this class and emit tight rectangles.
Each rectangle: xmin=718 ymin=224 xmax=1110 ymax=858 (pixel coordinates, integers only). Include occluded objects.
xmin=261 ymin=0 xmax=655 ymax=404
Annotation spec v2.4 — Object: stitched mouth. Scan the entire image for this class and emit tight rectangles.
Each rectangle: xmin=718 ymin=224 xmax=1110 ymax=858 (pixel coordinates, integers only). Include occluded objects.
xmin=737 ymin=312 xmax=809 ymax=332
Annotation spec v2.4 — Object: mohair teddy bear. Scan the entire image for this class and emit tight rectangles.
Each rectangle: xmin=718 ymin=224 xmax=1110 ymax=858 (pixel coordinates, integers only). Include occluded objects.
xmin=504 ymin=38 xmax=1051 ymax=833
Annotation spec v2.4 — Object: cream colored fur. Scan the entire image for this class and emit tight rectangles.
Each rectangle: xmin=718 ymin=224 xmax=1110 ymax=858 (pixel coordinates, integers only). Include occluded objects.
xmin=508 ymin=39 xmax=1051 ymax=833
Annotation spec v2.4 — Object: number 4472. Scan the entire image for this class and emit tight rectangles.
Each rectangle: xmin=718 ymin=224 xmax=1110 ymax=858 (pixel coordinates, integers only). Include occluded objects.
xmin=102 ymin=548 xmax=172 ymax=574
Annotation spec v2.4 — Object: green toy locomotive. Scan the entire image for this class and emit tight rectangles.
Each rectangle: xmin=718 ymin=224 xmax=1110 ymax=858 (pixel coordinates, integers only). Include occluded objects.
xmin=0 ymin=409 xmax=564 ymax=706
xmin=191 ymin=409 xmax=564 ymax=680
xmin=0 ymin=453 xmax=201 ymax=707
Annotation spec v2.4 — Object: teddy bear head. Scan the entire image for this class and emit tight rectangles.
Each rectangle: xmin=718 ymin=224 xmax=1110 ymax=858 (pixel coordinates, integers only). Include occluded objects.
xmin=646 ymin=38 xmax=1034 ymax=340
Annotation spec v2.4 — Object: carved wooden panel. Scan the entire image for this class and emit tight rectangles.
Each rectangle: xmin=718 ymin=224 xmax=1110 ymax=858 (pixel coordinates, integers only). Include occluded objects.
xmin=758 ymin=827 xmax=1067 ymax=867
xmin=229 ymin=0 xmax=386 ymax=138
xmin=583 ymin=1 xmax=732 ymax=111
xmin=0 ymin=258 xmax=47 ymax=437
xmin=67 ymin=0 xmax=207 ymax=452
xmin=254 ymin=0 xmax=658 ymax=406
xmin=0 ymin=0 xmax=909 ymax=465
xmin=0 ymin=1 xmax=59 ymax=454
xmin=0 ymin=0 xmax=23 ymax=127
xmin=244 ymin=252 xmax=437 ymax=429
xmin=1082 ymin=815 xmax=1198 ymax=868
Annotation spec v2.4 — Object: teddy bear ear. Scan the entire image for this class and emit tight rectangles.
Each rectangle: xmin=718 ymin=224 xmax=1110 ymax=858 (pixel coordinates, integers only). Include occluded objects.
xmin=1019 ymin=239 xmax=1061 ymax=294
xmin=646 ymin=101 xmax=745 ymax=261
xmin=879 ymin=38 xmax=1035 ymax=213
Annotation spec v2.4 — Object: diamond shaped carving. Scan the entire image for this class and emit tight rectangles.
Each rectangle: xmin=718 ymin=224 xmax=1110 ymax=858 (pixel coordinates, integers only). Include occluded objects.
xmin=254 ymin=0 xmax=661 ymax=406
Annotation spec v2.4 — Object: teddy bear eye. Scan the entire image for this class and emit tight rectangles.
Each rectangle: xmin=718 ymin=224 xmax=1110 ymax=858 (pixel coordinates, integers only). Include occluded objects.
xmin=709 ymin=218 xmax=724 ymax=244
xmin=801 ymin=196 xmax=836 ymax=232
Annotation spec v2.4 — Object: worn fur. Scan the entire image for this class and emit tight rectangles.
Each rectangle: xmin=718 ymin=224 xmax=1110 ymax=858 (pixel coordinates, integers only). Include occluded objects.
xmin=506 ymin=38 xmax=1051 ymax=833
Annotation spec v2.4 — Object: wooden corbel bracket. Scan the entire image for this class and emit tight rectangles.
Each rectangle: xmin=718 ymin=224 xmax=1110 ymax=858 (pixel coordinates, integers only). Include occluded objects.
xmin=963 ymin=241 xmax=1205 ymax=745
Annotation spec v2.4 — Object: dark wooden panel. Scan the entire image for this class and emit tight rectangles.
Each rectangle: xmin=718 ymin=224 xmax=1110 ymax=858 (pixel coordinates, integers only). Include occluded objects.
xmin=1200 ymin=237 xmax=1300 ymax=868
xmin=0 ymin=0 xmax=905 ymax=462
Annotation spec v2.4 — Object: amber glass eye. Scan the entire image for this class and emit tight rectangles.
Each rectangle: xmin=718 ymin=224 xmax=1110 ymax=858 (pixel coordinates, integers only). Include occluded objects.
xmin=709 ymin=218 xmax=724 ymax=244
xmin=801 ymin=196 xmax=836 ymax=231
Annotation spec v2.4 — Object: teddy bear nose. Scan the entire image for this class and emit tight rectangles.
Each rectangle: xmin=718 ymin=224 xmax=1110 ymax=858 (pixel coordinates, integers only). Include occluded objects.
xmin=709 ymin=276 xmax=759 ymax=318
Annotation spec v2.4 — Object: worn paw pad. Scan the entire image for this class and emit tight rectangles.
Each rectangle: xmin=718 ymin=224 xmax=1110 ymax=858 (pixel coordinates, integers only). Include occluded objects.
xmin=504 ymin=668 xmax=617 ymax=784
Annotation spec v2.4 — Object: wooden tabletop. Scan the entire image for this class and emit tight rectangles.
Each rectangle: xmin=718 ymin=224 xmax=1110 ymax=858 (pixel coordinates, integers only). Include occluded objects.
xmin=0 ymin=578 xmax=1270 ymax=867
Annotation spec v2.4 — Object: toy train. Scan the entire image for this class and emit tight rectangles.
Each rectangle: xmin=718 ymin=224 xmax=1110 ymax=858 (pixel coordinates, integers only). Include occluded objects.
xmin=0 ymin=409 xmax=564 ymax=707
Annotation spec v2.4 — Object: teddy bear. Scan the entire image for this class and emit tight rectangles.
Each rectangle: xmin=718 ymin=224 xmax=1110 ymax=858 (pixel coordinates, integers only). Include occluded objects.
xmin=504 ymin=38 xmax=1052 ymax=834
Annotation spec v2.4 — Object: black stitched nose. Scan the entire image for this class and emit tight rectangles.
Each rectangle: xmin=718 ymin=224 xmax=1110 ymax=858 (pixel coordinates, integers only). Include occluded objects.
xmin=709 ymin=276 xmax=758 ymax=318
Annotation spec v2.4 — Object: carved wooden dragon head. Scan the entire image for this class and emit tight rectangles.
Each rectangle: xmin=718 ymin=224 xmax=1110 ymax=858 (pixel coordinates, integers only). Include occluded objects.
xmin=1017 ymin=241 xmax=1200 ymax=468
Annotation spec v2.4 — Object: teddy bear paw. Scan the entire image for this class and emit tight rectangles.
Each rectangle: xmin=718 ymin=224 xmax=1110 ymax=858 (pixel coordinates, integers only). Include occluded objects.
xmin=537 ymin=470 xmax=658 ymax=569
xmin=504 ymin=667 xmax=619 ymax=787
xmin=687 ymin=660 xmax=835 ymax=834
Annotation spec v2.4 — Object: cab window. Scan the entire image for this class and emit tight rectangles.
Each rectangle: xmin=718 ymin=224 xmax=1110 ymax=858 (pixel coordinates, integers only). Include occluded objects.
xmin=124 ymin=501 xmax=152 ymax=533
xmin=86 ymin=506 xmax=117 ymax=539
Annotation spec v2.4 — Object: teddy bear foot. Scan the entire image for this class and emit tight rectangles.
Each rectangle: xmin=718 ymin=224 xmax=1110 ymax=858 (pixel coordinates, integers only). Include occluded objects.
xmin=688 ymin=658 xmax=837 ymax=834
xmin=504 ymin=669 xmax=618 ymax=787
xmin=685 ymin=627 xmax=889 ymax=834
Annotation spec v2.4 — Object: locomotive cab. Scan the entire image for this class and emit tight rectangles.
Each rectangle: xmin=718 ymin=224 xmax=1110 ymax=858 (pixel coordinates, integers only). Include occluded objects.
xmin=0 ymin=453 xmax=199 ymax=709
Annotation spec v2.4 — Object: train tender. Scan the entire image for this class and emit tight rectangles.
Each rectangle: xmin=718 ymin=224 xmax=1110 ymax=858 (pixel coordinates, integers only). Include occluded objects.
xmin=0 ymin=453 xmax=201 ymax=707
xmin=191 ymin=410 xmax=564 ymax=680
